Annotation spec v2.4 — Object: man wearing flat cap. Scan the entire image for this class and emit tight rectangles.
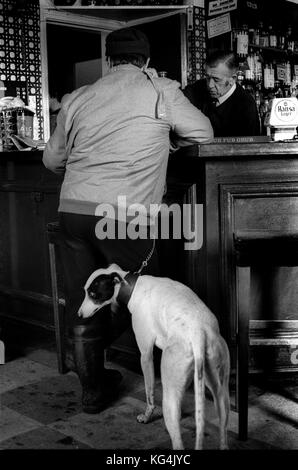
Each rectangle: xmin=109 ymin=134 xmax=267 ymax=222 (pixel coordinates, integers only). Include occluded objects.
xmin=43 ymin=27 xmax=213 ymax=415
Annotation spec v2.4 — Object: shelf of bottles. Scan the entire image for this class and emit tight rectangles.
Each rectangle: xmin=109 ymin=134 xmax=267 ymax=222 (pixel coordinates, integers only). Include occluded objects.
xmin=232 ymin=22 xmax=298 ymax=134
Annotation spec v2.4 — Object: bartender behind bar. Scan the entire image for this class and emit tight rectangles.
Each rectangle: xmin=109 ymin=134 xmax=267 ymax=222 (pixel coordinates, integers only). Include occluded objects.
xmin=184 ymin=50 xmax=260 ymax=137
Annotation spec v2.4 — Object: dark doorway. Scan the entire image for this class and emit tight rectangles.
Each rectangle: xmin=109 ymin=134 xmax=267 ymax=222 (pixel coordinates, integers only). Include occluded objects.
xmin=47 ymin=24 xmax=102 ymax=102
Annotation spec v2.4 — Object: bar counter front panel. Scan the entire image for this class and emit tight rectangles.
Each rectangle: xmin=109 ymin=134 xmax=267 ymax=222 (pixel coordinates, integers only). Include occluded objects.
xmin=1 ymin=141 xmax=298 ymax=372
xmin=0 ymin=151 xmax=61 ymax=330
xmin=170 ymin=141 xmax=298 ymax=372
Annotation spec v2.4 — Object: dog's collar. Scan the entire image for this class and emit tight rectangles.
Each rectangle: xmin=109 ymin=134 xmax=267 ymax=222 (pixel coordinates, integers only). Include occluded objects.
xmin=116 ymin=272 xmax=140 ymax=306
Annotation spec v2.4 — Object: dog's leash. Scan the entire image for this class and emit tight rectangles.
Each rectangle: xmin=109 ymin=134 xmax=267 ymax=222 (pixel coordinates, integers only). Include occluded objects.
xmin=133 ymin=237 xmax=156 ymax=275
xmin=116 ymin=237 xmax=156 ymax=306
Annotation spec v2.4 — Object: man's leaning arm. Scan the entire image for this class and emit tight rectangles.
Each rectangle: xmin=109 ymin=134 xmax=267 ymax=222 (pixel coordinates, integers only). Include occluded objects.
xmin=170 ymin=85 xmax=213 ymax=146
xmin=42 ymin=102 xmax=68 ymax=176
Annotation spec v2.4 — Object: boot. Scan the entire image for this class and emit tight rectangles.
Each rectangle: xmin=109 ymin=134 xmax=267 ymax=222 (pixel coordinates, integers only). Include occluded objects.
xmin=69 ymin=324 xmax=123 ymax=414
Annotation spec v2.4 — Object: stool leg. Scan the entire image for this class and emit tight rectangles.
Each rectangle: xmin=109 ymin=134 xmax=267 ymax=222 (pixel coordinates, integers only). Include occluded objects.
xmin=0 ymin=339 xmax=4 ymax=364
xmin=237 ymin=265 xmax=250 ymax=441
xmin=49 ymin=241 xmax=67 ymax=374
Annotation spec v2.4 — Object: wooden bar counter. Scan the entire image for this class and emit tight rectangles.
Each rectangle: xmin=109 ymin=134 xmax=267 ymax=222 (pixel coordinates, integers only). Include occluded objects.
xmin=0 ymin=149 xmax=61 ymax=330
xmin=1 ymin=141 xmax=298 ymax=371
xmin=170 ymin=140 xmax=298 ymax=372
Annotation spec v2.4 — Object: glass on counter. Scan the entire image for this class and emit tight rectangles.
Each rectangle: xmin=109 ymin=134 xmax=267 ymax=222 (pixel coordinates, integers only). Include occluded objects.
xmin=0 ymin=106 xmax=34 ymax=150
xmin=0 ymin=108 xmax=17 ymax=150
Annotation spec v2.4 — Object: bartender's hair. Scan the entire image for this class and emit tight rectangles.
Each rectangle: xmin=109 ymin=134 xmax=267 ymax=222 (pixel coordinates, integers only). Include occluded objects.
xmin=206 ymin=50 xmax=238 ymax=74
xmin=109 ymin=53 xmax=147 ymax=68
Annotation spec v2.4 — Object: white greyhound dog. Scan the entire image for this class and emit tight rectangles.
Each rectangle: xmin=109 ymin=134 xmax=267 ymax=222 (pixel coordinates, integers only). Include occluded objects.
xmin=78 ymin=264 xmax=230 ymax=450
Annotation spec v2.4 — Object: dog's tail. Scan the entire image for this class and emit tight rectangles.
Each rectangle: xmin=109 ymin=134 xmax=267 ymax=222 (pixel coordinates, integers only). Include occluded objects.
xmin=192 ymin=330 xmax=206 ymax=450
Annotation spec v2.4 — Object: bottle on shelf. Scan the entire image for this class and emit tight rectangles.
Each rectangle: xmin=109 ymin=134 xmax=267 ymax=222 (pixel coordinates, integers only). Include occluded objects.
xmin=286 ymin=26 xmax=295 ymax=53
xmin=254 ymin=50 xmax=263 ymax=85
xmin=278 ymin=30 xmax=285 ymax=50
xmin=290 ymin=78 xmax=297 ymax=97
xmin=255 ymin=89 xmax=261 ymax=110
xmin=274 ymin=81 xmax=283 ymax=98
xmin=236 ymin=25 xmax=249 ymax=58
xmin=236 ymin=66 xmax=245 ymax=88
xmin=259 ymin=97 xmax=270 ymax=135
xmin=253 ymin=25 xmax=260 ymax=46
xmin=16 ymin=108 xmax=26 ymax=138
xmin=293 ymin=67 xmax=298 ymax=93
xmin=268 ymin=25 xmax=277 ymax=48
xmin=245 ymin=48 xmax=255 ymax=81
xmin=269 ymin=63 xmax=275 ymax=89
xmin=248 ymin=28 xmax=255 ymax=45
xmin=284 ymin=85 xmax=291 ymax=97
xmin=285 ymin=60 xmax=292 ymax=86
xmin=254 ymin=86 xmax=262 ymax=133
xmin=263 ymin=63 xmax=275 ymax=89
xmin=259 ymin=22 xmax=269 ymax=48
xmin=263 ymin=63 xmax=269 ymax=89
xmin=231 ymin=28 xmax=238 ymax=52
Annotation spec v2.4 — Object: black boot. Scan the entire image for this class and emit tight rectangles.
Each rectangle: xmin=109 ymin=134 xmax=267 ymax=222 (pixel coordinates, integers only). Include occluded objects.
xmin=69 ymin=324 xmax=122 ymax=414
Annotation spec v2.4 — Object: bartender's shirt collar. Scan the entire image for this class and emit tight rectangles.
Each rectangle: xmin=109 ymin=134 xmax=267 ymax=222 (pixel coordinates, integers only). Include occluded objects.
xmin=216 ymin=82 xmax=236 ymax=106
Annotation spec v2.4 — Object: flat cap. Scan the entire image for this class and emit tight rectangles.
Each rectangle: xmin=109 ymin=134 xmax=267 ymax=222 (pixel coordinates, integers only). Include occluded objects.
xmin=106 ymin=27 xmax=150 ymax=58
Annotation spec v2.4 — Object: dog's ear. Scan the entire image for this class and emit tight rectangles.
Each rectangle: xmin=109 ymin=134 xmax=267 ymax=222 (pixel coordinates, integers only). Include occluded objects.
xmin=111 ymin=272 xmax=124 ymax=285
xmin=108 ymin=263 xmax=122 ymax=271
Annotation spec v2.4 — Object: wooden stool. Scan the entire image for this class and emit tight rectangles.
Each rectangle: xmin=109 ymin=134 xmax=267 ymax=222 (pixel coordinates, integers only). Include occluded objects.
xmin=46 ymin=221 xmax=67 ymax=374
xmin=234 ymin=231 xmax=298 ymax=441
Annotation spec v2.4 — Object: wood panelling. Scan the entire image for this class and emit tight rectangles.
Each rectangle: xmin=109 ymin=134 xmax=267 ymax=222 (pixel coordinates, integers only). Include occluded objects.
xmin=183 ymin=147 xmax=298 ymax=373
xmin=220 ymin=182 xmax=298 ymax=345
xmin=0 ymin=151 xmax=60 ymax=330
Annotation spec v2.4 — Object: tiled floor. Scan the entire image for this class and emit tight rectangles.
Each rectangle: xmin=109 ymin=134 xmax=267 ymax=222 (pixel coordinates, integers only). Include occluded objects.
xmin=1 ymin=329 xmax=298 ymax=451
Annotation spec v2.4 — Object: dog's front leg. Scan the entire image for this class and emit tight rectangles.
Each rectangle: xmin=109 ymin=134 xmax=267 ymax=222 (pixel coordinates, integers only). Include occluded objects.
xmin=137 ymin=351 xmax=156 ymax=424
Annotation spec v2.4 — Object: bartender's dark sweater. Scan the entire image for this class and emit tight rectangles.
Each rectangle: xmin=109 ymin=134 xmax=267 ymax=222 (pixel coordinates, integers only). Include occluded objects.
xmin=183 ymin=80 xmax=260 ymax=137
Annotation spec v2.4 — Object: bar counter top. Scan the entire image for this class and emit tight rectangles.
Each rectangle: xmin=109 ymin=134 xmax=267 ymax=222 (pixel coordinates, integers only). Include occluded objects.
xmin=169 ymin=139 xmax=298 ymax=160
xmin=198 ymin=139 xmax=298 ymax=157
xmin=1 ymin=139 xmax=298 ymax=162
xmin=0 ymin=149 xmax=44 ymax=161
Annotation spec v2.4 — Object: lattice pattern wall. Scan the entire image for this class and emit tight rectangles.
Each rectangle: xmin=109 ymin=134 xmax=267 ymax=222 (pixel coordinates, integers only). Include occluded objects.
xmin=187 ymin=6 xmax=206 ymax=84
xmin=0 ymin=0 xmax=43 ymax=138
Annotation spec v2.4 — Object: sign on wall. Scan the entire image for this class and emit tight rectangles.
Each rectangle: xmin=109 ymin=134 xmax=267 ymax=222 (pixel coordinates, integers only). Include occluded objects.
xmin=276 ymin=64 xmax=286 ymax=82
xmin=207 ymin=13 xmax=231 ymax=38
xmin=208 ymin=0 xmax=237 ymax=17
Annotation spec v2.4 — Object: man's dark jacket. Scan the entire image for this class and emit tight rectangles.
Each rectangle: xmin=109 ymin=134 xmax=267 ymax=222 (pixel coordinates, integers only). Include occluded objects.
xmin=183 ymin=79 xmax=260 ymax=137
